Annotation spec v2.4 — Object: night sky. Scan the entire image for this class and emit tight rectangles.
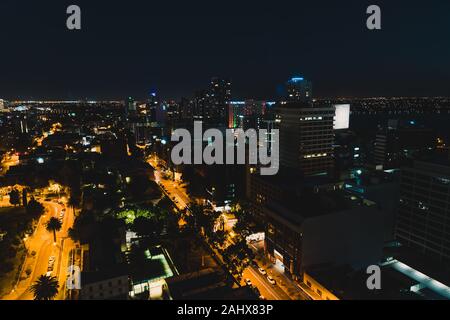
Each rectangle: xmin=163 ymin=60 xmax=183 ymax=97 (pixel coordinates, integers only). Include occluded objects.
xmin=1 ymin=0 xmax=450 ymax=100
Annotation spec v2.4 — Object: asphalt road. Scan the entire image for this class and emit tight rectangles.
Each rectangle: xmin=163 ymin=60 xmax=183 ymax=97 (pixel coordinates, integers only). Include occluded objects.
xmin=4 ymin=198 xmax=75 ymax=300
xmin=242 ymin=266 xmax=290 ymax=300
xmin=149 ymin=157 xmax=189 ymax=211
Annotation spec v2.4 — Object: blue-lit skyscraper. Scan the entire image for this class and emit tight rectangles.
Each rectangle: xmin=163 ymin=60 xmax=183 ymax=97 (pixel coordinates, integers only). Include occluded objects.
xmin=286 ymin=76 xmax=312 ymax=103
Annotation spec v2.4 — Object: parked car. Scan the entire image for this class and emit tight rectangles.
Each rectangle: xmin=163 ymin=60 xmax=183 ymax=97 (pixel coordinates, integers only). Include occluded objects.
xmin=245 ymin=279 xmax=252 ymax=286
xmin=267 ymin=276 xmax=276 ymax=285
xmin=47 ymin=256 xmax=55 ymax=272
xmin=258 ymin=268 xmax=267 ymax=275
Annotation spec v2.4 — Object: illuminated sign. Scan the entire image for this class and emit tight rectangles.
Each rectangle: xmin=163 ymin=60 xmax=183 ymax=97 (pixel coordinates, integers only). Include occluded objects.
xmin=334 ymin=104 xmax=350 ymax=130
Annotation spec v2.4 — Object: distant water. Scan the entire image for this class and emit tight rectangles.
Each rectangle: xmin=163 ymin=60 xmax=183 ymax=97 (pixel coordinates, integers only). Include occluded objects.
xmin=350 ymin=114 xmax=450 ymax=141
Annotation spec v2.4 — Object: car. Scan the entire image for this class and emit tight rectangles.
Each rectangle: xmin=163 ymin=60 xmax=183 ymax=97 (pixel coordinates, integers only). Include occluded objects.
xmin=245 ymin=279 xmax=252 ymax=286
xmin=267 ymin=276 xmax=276 ymax=285
xmin=258 ymin=268 xmax=266 ymax=275
xmin=48 ymin=256 xmax=55 ymax=268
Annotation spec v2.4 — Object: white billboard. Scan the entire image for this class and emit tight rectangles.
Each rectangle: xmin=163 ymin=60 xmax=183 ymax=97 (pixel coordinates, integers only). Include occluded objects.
xmin=334 ymin=104 xmax=350 ymax=130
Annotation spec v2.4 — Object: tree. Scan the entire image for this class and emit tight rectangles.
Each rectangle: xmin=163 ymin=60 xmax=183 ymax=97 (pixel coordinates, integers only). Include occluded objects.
xmin=68 ymin=192 xmax=81 ymax=211
xmin=190 ymin=203 xmax=218 ymax=237
xmin=46 ymin=217 xmax=62 ymax=243
xmin=132 ymin=216 xmax=157 ymax=238
xmin=223 ymin=237 xmax=255 ymax=280
xmin=233 ymin=209 xmax=253 ymax=238
xmin=29 ymin=275 xmax=59 ymax=300
xmin=211 ymin=230 xmax=227 ymax=248
xmin=68 ymin=210 xmax=95 ymax=243
xmin=9 ymin=189 xmax=21 ymax=206
xmin=226 ymin=238 xmax=254 ymax=262
xmin=26 ymin=198 xmax=45 ymax=219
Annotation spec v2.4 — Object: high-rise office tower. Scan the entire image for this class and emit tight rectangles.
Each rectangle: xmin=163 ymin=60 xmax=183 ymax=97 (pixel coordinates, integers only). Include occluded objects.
xmin=193 ymin=90 xmax=209 ymax=121
xmin=208 ymin=77 xmax=232 ymax=126
xmin=395 ymin=159 xmax=450 ymax=263
xmin=278 ymin=101 xmax=335 ymax=176
xmin=277 ymin=77 xmax=334 ymax=176
xmin=125 ymin=96 xmax=136 ymax=119
xmin=286 ymin=77 xmax=313 ymax=103
xmin=374 ymin=120 xmax=435 ymax=170
xmin=179 ymin=97 xmax=193 ymax=120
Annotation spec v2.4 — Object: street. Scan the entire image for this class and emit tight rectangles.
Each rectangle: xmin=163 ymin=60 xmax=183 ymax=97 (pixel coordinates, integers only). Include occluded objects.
xmin=148 ymin=156 xmax=189 ymax=211
xmin=148 ymin=154 xmax=310 ymax=300
xmin=2 ymin=197 xmax=76 ymax=300
xmin=242 ymin=266 xmax=290 ymax=300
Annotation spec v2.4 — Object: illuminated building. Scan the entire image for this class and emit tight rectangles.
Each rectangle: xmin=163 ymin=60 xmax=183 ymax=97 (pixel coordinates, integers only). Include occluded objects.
xmin=278 ymin=101 xmax=335 ymax=176
xmin=125 ymin=96 xmax=136 ymax=119
xmin=191 ymin=78 xmax=232 ymax=127
xmin=262 ymin=190 xmax=384 ymax=280
xmin=193 ymin=90 xmax=209 ymax=121
xmin=210 ymin=77 xmax=231 ymax=126
xmin=302 ymin=260 xmax=450 ymax=300
xmin=227 ymin=100 xmax=275 ymax=129
xmin=286 ymin=76 xmax=312 ymax=103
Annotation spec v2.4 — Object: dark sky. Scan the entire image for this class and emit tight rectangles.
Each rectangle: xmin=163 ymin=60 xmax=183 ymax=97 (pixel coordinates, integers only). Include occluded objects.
xmin=1 ymin=0 xmax=450 ymax=100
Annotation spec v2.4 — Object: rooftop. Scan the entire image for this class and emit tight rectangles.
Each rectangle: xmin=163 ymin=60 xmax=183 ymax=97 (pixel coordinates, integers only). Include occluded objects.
xmin=266 ymin=190 xmax=364 ymax=226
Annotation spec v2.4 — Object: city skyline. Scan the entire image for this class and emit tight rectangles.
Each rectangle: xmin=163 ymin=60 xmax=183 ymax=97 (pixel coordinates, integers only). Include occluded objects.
xmin=1 ymin=0 xmax=450 ymax=307
xmin=1 ymin=0 xmax=450 ymax=100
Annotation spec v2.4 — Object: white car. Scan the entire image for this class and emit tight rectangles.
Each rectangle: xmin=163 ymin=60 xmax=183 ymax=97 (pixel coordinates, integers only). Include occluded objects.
xmin=258 ymin=268 xmax=267 ymax=275
xmin=267 ymin=276 xmax=276 ymax=285
xmin=47 ymin=256 xmax=55 ymax=271
xmin=245 ymin=279 xmax=252 ymax=287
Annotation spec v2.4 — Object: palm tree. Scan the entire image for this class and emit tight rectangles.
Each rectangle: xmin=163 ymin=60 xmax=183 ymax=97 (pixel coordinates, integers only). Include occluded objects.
xmin=68 ymin=193 xmax=80 ymax=215
xmin=29 ymin=275 xmax=59 ymax=300
xmin=46 ymin=217 xmax=62 ymax=244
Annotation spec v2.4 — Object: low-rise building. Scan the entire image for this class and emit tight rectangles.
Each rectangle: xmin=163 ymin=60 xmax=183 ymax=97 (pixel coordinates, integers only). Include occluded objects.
xmin=80 ymin=269 xmax=130 ymax=300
